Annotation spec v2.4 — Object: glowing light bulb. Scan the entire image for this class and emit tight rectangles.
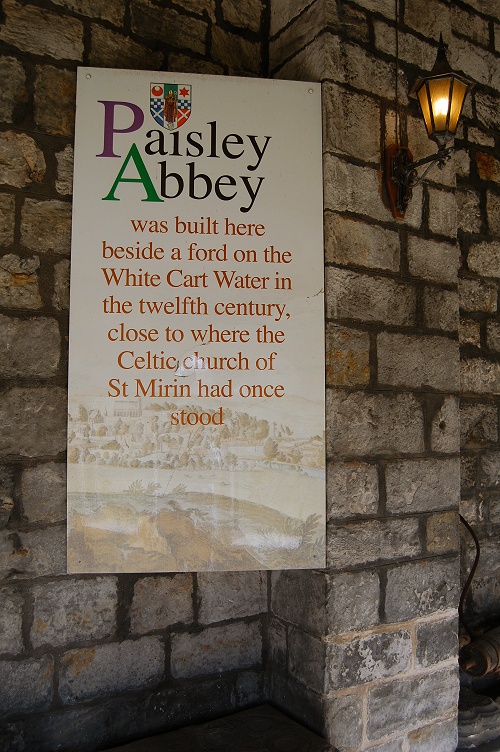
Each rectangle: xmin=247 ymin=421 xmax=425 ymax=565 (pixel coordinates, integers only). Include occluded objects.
xmin=433 ymin=97 xmax=449 ymax=118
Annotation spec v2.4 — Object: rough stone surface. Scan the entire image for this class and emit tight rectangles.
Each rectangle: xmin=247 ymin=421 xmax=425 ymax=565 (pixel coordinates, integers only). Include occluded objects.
xmin=211 ymin=27 xmax=261 ymax=74
xmin=324 ymin=692 xmax=364 ymax=752
xmin=459 ymin=319 xmax=481 ymax=346
xmin=223 ymin=0 xmax=262 ymax=31
xmin=34 ymin=66 xmax=76 ymax=137
xmin=327 ymin=518 xmax=421 ymax=569
xmin=324 ymin=155 xmax=390 ymax=222
xmin=21 ymin=462 xmax=66 ymax=523
xmin=327 ymin=461 xmax=378 ymax=519
xmin=0 ymin=315 xmax=60 ymax=378
xmin=459 ymin=278 xmax=497 ymax=313
xmin=325 ymin=324 xmax=370 ymax=387
xmin=480 ymin=451 xmax=500 ymax=488
xmin=452 ymin=4 xmax=489 ymax=45
xmin=270 ymin=0 xmax=316 ymax=36
xmin=426 ymin=511 xmax=460 ymax=555
xmin=487 ymin=321 xmax=500 ymax=352
xmin=171 ymin=621 xmax=261 ymax=678
xmin=430 ymin=396 xmax=460 ymax=454
xmin=457 ymin=187 xmax=482 ymax=234
xmin=487 ymin=192 xmax=500 ymax=236
xmin=130 ymin=574 xmax=193 ymax=633
xmin=52 ymin=259 xmax=70 ymax=310
xmin=21 ymin=199 xmax=72 ymax=255
xmin=271 ymin=570 xmax=326 ymax=636
xmin=0 ymin=56 xmax=26 ymax=124
xmin=416 ymin=615 xmax=458 ymax=668
xmin=0 ymin=655 xmax=54 ymax=715
xmin=0 ymin=195 xmax=15 ymax=247
xmin=407 ymin=236 xmax=459 ymax=284
xmin=288 ymin=627 xmax=326 ymax=692
xmin=0 ymin=386 xmax=66 ymax=458
xmin=89 ymin=25 xmax=163 ymax=69
xmin=0 ymin=587 xmax=23 ymax=654
xmin=407 ymin=718 xmax=458 ymax=752
xmin=49 ymin=0 xmax=125 ymax=24
xmin=0 ymin=0 xmax=84 ymax=60
xmin=377 ymin=333 xmax=459 ymax=391
xmin=0 ymin=131 xmax=46 ymax=188
xmin=423 ymin=288 xmax=458 ymax=332
xmin=385 ymin=558 xmax=460 ymax=622
xmin=0 ymin=254 xmax=41 ymax=310
xmin=55 ymin=146 xmax=74 ymax=196
xmin=467 ymin=241 xmax=500 ymax=278
xmin=323 ymin=82 xmax=380 ymax=162
xmin=198 ymin=571 xmax=266 ymax=624
xmin=31 ymin=578 xmax=117 ymax=647
xmin=327 ymin=630 xmax=412 ymax=690
xmin=385 ymin=458 xmax=460 ymax=514
xmin=131 ymin=0 xmax=208 ymax=55
xmin=327 ymin=570 xmax=380 ymax=633
xmin=460 ymin=403 xmax=498 ymax=446
xmin=13 ymin=526 xmax=66 ymax=577
xmin=328 ymin=391 xmax=424 ymax=456
xmin=326 ymin=268 xmax=416 ymax=327
xmin=428 ymin=188 xmax=458 ymax=238
xmin=324 ymin=212 xmax=400 ymax=271
xmin=461 ymin=358 xmax=500 ymax=394
xmin=59 ymin=637 xmax=164 ymax=703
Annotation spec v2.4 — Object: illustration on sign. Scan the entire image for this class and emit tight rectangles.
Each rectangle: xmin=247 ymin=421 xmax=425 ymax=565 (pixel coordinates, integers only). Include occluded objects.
xmin=67 ymin=68 xmax=325 ymax=573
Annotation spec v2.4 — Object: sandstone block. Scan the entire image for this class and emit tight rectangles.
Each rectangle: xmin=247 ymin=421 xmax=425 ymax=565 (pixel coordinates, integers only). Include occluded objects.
xmin=430 ymin=396 xmax=460 ymax=453
xmin=89 ymin=25 xmax=162 ymax=69
xmin=459 ymin=319 xmax=481 ymax=346
xmin=130 ymin=574 xmax=193 ymax=633
xmin=327 ymin=460 xmax=378 ymax=519
xmin=459 ymin=278 xmax=497 ymax=313
xmin=326 ymin=268 xmax=416 ymax=326
xmin=171 ymin=620 xmax=261 ymax=678
xmin=426 ymin=511 xmax=460 ymax=555
xmin=52 ymin=259 xmax=70 ymax=310
xmin=49 ymin=0 xmax=125 ymax=25
xmin=476 ymin=152 xmax=500 ymax=183
xmin=375 ymin=20 xmax=436 ymax=69
xmin=211 ymin=27 xmax=261 ymax=74
xmin=0 ymin=56 xmax=26 ymax=124
xmin=271 ymin=570 xmax=327 ymax=635
xmin=328 ymin=391 xmax=424 ymax=456
xmin=428 ymin=189 xmax=457 ymax=238
xmin=0 ymin=131 xmax=45 ymax=188
xmin=271 ymin=0 xmax=318 ymax=35
xmin=487 ymin=321 xmax=500 ymax=352
xmin=21 ymin=199 xmax=72 ymax=255
xmin=0 ymin=386 xmax=66 ymax=458
xmin=457 ymin=187 xmax=482 ymax=234
xmin=0 ymin=194 xmax=15 ymax=247
xmin=324 ymin=692 xmax=363 ymax=752
xmin=325 ymin=324 xmax=370 ymax=387
xmin=0 ymin=656 xmax=54 ymax=715
xmin=34 ymin=66 xmax=76 ymax=137
xmin=327 ymin=570 xmax=380 ymax=633
xmin=14 ymin=526 xmax=66 ymax=577
xmin=468 ymin=127 xmax=495 ymax=148
xmin=407 ymin=236 xmax=459 ymax=283
xmin=0 ymin=254 xmax=41 ymax=309
xmin=423 ymin=288 xmax=458 ymax=333
xmin=0 ymin=315 xmax=60 ymax=378
xmin=174 ymin=0 xmax=215 ymax=19
xmin=198 ymin=571 xmax=266 ymax=624
xmin=451 ymin=5 xmax=489 ymax=45
xmin=476 ymin=91 xmax=500 ymax=131
xmin=289 ymin=627 xmax=326 ymax=692
xmin=268 ymin=617 xmax=287 ymax=668
xmin=480 ymin=451 xmax=500 ymax=488
xmin=131 ymin=0 xmax=207 ymax=55
xmin=0 ymin=586 xmax=23 ymax=654
xmin=168 ymin=53 xmax=223 ymax=76
xmin=324 ymin=155 xmax=389 ymax=222
xmin=386 ymin=458 xmax=460 ymax=514
xmin=385 ymin=558 xmax=460 ymax=622
xmin=323 ymin=84 xmax=379 ymax=162
xmin=55 ymin=146 xmax=73 ymax=196
xmin=327 ymin=518 xmax=421 ymax=569
xmin=461 ymin=358 xmax=500 ymax=394
xmin=327 ymin=629 xmax=412 ymax=690
xmin=0 ymin=0 xmax=84 ymax=60
xmin=31 ymin=577 xmax=117 ymax=648
xmin=416 ymin=614 xmax=458 ymax=668
xmin=377 ymin=332 xmax=459 ymax=391
xmin=468 ymin=241 xmax=500 ymax=278
xmin=460 ymin=403 xmax=498 ymax=447
xmin=324 ymin=212 xmax=400 ymax=271
xmin=222 ymin=0 xmax=261 ymax=31
xmin=404 ymin=0 xmax=451 ymax=40
xmin=460 ymin=456 xmax=477 ymax=493
xmin=487 ymin=192 xmax=500 ymax=236
xmin=21 ymin=462 xmax=66 ymax=523
xmin=407 ymin=718 xmax=458 ymax=752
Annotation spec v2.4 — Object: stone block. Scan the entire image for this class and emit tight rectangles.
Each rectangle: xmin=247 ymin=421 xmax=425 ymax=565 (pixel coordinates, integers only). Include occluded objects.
xmin=327 ymin=460 xmax=378 ymax=519
xmin=415 ymin=614 xmax=458 ymax=668
xmin=326 ymin=268 xmax=416 ymax=327
xmin=327 ymin=570 xmax=380 ymax=633
xmin=89 ymin=25 xmax=163 ymax=69
xmin=325 ymin=324 xmax=370 ymax=387
xmin=34 ymin=66 xmax=76 ymax=137
xmin=0 ymin=131 xmax=46 ymax=188
xmin=323 ymin=83 xmax=379 ymax=162
xmin=377 ymin=332 xmax=459 ymax=391
xmin=0 ymin=315 xmax=60 ymax=378
xmin=0 ymin=586 xmax=23 ymax=654
xmin=404 ymin=0 xmax=451 ymax=40
xmin=0 ymin=56 xmax=26 ymax=124
xmin=386 ymin=458 xmax=460 ymax=514
xmin=59 ymin=636 xmax=164 ymax=703
xmin=431 ymin=396 xmax=460 ymax=453
xmin=428 ymin=189 xmax=457 ymax=238
xmin=487 ymin=192 xmax=500 ymax=236
xmin=374 ymin=20 xmax=437 ymax=70
xmin=270 ymin=0 xmax=333 ymax=70
xmin=460 ymin=456 xmax=477 ymax=493
xmin=49 ymin=0 xmax=125 ymax=25
xmin=367 ymin=741 xmax=404 ymax=752
xmin=130 ymin=575 xmax=193 ymax=634
xmin=0 ymin=254 xmax=41 ymax=310
xmin=367 ymin=667 xmax=458 ymax=740
xmin=31 ymin=577 xmax=116 ymax=648
xmin=14 ymin=526 xmax=66 ymax=577
xmin=0 ymin=466 xmax=14 ymax=530
xmin=273 ymin=32 xmax=339 ymax=81
xmin=450 ymin=39 xmax=497 ymax=90
xmin=268 ymin=617 xmax=287 ymax=668
xmin=0 ymin=0 xmax=84 ymax=60
xmin=327 ymin=518 xmax=421 ymax=569
xmin=52 ymin=259 xmax=70 ymax=310
xmin=171 ymin=620 xmax=261 ymax=678
xmin=426 ymin=511 xmax=460 ymax=555
xmin=459 ymin=319 xmax=481 ymax=346
xmin=288 ymin=627 xmax=326 ymax=692
xmin=328 ymin=391 xmax=424 ymax=456
xmin=451 ymin=5 xmax=489 ymax=44
xmin=327 ymin=629 xmax=412 ymax=690
xmin=324 ymin=212 xmax=400 ymax=272
xmin=487 ymin=321 xmax=500 ymax=352
xmin=468 ymin=127 xmax=495 ymax=148
xmin=0 ymin=655 xmax=54 ymax=715
xmin=271 ymin=570 xmax=326 ymax=635
xmin=461 ymin=358 xmax=500 ymax=394
xmin=468 ymin=241 xmax=500 ymax=278
xmin=267 ymin=672 xmax=325 ymax=737
xmin=198 ymin=571 xmax=266 ymax=624
xmin=324 ymin=155 xmax=389 ymax=222
xmin=324 ymin=691 xmax=364 ymax=752
xmin=407 ymin=718 xmax=458 ymax=752
xmin=21 ymin=199 xmax=72 ymax=255
xmin=423 ymin=288 xmax=458 ymax=333
xmin=407 ymin=236 xmax=459 ymax=284
xmin=168 ymin=53 xmax=223 ymax=76
xmin=476 ymin=152 xmax=500 ymax=183
xmin=0 ymin=386 xmax=66 ymax=458
xmin=173 ymin=0 xmax=215 ymax=20
xmin=457 ymin=187 xmax=482 ymax=234
xmin=385 ymin=558 xmax=460 ymax=622
xmin=460 ymin=403 xmax=498 ymax=447
xmin=55 ymin=146 xmax=73 ymax=196
xmin=21 ymin=462 xmax=66 ymax=523
xmin=0 ymin=194 xmax=15 ymax=248
xmin=479 ymin=451 xmax=500 ymax=488
xmin=211 ymin=27 xmax=261 ymax=74
xmin=131 ymin=0 xmax=207 ymax=54
xmin=270 ymin=0 xmax=318 ymax=35
xmin=476 ymin=92 xmax=500 ymax=132
xmin=459 ymin=278 xmax=497 ymax=313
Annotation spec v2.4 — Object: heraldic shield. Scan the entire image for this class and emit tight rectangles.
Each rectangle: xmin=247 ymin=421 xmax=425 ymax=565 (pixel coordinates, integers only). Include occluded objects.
xmin=150 ymin=83 xmax=192 ymax=130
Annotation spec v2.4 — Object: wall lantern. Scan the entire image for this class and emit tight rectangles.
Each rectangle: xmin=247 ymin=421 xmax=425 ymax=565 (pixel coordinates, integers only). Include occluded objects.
xmin=385 ymin=35 xmax=474 ymax=219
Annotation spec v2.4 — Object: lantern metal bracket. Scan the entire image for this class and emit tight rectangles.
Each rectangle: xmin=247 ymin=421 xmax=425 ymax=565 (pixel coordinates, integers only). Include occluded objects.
xmin=385 ymin=143 xmax=455 ymax=219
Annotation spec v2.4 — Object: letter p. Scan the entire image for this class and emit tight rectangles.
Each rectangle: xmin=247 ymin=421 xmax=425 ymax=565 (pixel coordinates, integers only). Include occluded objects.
xmin=97 ymin=101 xmax=145 ymax=158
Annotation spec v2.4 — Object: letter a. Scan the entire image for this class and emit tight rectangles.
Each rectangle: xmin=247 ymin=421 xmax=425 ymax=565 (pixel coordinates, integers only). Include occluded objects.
xmin=102 ymin=144 xmax=163 ymax=202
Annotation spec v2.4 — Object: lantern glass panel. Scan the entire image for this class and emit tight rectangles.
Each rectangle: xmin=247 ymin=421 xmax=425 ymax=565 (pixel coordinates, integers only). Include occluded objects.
xmin=417 ymin=85 xmax=432 ymax=136
xmin=428 ymin=77 xmax=452 ymax=133
xmin=449 ymin=78 xmax=467 ymax=133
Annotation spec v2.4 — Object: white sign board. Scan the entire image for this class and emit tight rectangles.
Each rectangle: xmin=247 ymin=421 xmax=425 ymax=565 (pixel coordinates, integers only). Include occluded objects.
xmin=68 ymin=68 xmax=325 ymax=572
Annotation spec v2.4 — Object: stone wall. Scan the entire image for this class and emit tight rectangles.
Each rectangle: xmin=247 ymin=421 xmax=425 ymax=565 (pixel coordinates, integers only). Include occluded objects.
xmin=0 ymin=1 xmax=269 ymax=750
xmin=0 ymin=0 xmax=499 ymax=751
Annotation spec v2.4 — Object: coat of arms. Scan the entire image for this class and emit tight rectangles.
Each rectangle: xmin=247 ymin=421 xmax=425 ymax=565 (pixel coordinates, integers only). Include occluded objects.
xmin=150 ymin=83 xmax=192 ymax=130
